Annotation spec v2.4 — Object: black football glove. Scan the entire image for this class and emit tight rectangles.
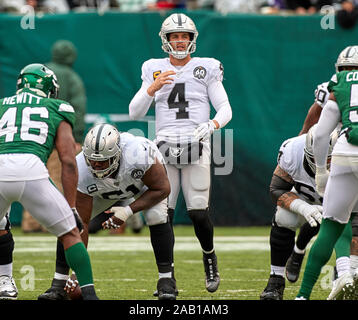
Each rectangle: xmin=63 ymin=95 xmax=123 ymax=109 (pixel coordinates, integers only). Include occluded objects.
xmin=71 ymin=208 xmax=84 ymax=234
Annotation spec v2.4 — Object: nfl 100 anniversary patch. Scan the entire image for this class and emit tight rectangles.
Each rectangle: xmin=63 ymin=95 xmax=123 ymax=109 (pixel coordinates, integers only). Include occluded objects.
xmin=131 ymin=169 xmax=144 ymax=180
xmin=193 ymin=66 xmax=206 ymax=79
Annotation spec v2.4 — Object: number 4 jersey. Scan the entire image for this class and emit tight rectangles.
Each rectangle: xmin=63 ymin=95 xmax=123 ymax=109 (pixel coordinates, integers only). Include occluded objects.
xmin=0 ymin=88 xmax=75 ymax=181
xmin=141 ymin=57 xmax=224 ymax=137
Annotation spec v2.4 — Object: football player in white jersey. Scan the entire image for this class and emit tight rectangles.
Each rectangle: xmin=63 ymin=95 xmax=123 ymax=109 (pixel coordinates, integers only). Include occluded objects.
xmin=129 ymin=12 xmax=232 ymax=293
xmin=260 ymin=125 xmax=354 ymax=300
xmin=39 ymin=124 xmax=176 ymax=300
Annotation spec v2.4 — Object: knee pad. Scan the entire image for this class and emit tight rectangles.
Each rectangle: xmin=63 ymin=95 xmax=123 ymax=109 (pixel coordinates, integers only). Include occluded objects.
xmin=144 ymin=200 xmax=169 ymax=226
xmin=184 ymin=164 xmax=210 ymax=209
xmin=0 ymin=231 xmax=14 ymax=264
xmin=274 ymin=206 xmax=306 ymax=232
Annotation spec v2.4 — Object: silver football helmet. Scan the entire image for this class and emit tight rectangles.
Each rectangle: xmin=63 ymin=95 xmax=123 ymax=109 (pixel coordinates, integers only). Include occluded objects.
xmin=83 ymin=123 xmax=121 ymax=179
xmin=304 ymin=124 xmax=339 ymax=174
xmin=335 ymin=46 xmax=358 ymax=72
xmin=159 ymin=13 xmax=198 ymax=59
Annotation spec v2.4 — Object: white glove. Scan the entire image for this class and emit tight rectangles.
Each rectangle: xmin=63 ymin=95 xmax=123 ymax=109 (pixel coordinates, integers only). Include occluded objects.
xmin=193 ymin=120 xmax=216 ymax=141
xmin=290 ymin=199 xmax=323 ymax=227
xmin=102 ymin=205 xmax=133 ymax=226
xmin=315 ymin=166 xmax=329 ymax=197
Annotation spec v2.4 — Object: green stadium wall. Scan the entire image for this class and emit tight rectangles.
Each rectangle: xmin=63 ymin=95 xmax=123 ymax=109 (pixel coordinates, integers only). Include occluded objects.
xmin=0 ymin=10 xmax=354 ymax=226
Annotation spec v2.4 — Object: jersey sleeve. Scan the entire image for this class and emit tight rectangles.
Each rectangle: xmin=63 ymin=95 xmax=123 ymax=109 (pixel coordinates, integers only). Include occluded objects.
xmin=277 ymin=138 xmax=296 ymax=177
xmin=76 ymin=152 xmax=94 ymax=195
xmin=141 ymin=59 xmax=155 ymax=86
xmin=314 ymin=82 xmax=329 ymax=107
xmin=206 ymin=58 xmax=224 ymax=85
xmin=53 ymin=99 xmax=76 ymax=128
xmin=124 ymin=138 xmax=160 ymax=178
xmin=328 ymin=73 xmax=339 ymax=93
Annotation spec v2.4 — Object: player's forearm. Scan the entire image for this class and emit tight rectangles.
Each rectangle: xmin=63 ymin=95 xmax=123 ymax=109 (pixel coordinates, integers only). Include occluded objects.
xmin=208 ymin=81 xmax=232 ymax=128
xmin=313 ymin=99 xmax=341 ymax=168
xmin=299 ymin=102 xmax=322 ymax=135
xmin=269 ymin=165 xmax=295 ymax=208
xmin=61 ymin=159 xmax=78 ymax=208
xmin=129 ymin=188 xmax=170 ymax=214
xmin=129 ymin=85 xmax=153 ymax=120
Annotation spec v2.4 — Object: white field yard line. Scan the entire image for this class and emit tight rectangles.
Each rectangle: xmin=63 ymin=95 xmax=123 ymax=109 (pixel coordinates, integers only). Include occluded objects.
xmin=12 ymin=236 xmax=272 ymax=253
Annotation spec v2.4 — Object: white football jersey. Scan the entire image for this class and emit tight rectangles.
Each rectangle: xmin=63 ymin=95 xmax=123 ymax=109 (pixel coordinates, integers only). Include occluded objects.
xmin=314 ymin=82 xmax=329 ymax=108
xmin=77 ymin=132 xmax=163 ymax=202
xmin=141 ymin=57 xmax=224 ymax=138
xmin=278 ymin=134 xmax=322 ymax=205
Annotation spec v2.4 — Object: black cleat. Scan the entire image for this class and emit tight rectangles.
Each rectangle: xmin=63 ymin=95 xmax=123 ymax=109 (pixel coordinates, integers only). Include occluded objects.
xmin=157 ymin=278 xmax=176 ymax=300
xmin=153 ymin=278 xmax=178 ymax=297
xmin=81 ymin=285 xmax=99 ymax=300
xmin=38 ymin=279 xmax=69 ymax=300
xmin=260 ymin=275 xmax=285 ymax=300
xmin=203 ymin=252 xmax=220 ymax=293
xmin=285 ymin=251 xmax=305 ymax=283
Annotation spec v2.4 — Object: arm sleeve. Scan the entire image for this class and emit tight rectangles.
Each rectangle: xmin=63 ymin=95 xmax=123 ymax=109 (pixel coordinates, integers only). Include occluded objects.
xmin=313 ymin=99 xmax=341 ymax=168
xmin=208 ymin=80 xmax=232 ymax=128
xmin=128 ymin=82 xmax=154 ymax=120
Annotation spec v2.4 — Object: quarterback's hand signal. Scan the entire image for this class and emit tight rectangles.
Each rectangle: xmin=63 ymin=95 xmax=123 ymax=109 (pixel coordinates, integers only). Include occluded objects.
xmin=147 ymin=70 xmax=176 ymax=96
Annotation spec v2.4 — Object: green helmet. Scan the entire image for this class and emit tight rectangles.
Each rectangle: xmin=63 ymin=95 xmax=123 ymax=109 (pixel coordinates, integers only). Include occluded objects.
xmin=16 ymin=63 xmax=59 ymax=98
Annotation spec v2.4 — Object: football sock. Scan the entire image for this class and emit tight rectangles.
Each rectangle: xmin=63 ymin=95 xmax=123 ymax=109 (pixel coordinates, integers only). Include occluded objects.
xmin=295 ymin=222 xmax=319 ymax=251
xmin=336 ymin=256 xmax=350 ymax=278
xmin=55 ymin=239 xmax=70 ymax=277
xmin=293 ymin=244 xmax=305 ymax=255
xmin=350 ymin=255 xmax=358 ymax=275
xmin=0 ymin=231 xmax=14 ymax=266
xmin=149 ymin=222 xmax=174 ymax=274
xmin=64 ymin=242 xmax=93 ymax=287
xmin=188 ymin=209 xmax=214 ymax=252
xmin=270 ymin=265 xmax=285 ymax=277
xmin=334 ymin=220 xmax=352 ymax=259
xmin=297 ymin=218 xmax=346 ymax=299
xmin=269 ymin=225 xmax=295 ymax=267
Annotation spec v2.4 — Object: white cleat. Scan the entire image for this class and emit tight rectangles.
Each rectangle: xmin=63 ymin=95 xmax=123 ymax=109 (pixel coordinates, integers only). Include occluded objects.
xmin=0 ymin=275 xmax=18 ymax=300
xmin=327 ymin=272 xmax=353 ymax=300
xmin=295 ymin=296 xmax=307 ymax=300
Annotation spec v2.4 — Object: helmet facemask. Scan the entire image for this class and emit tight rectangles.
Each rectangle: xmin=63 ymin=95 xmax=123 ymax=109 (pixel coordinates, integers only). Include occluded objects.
xmin=159 ymin=13 xmax=198 ymax=60
xmin=83 ymin=124 xmax=121 ymax=179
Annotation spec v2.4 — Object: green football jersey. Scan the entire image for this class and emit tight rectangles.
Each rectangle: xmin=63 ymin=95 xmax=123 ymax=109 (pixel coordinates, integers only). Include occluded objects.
xmin=328 ymin=70 xmax=358 ymax=145
xmin=0 ymin=88 xmax=75 ymax=164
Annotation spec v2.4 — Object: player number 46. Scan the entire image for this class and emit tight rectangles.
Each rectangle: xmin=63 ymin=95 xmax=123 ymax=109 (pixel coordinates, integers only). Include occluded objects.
xmin=0 ymin=107 xmax=49 ymax=144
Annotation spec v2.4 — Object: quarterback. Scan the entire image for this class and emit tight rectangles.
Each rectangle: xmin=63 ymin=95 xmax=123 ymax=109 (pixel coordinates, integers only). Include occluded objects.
xmin=129 ymin=13 xmax=232 ymax=293
xmin=0 ymin=63 xmax=98 ymax=300
xmin=39 ymin=123 xmax=176 ymax=300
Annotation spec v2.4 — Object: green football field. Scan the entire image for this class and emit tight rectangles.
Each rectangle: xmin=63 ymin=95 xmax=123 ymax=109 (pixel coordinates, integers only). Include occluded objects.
xmin=9 ymin=225 xmax=336 ymax=300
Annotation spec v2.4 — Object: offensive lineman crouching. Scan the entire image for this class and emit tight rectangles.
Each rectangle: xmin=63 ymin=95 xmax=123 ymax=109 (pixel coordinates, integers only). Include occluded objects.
xmin=39 ymin=124 xmax=176 ymax=300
